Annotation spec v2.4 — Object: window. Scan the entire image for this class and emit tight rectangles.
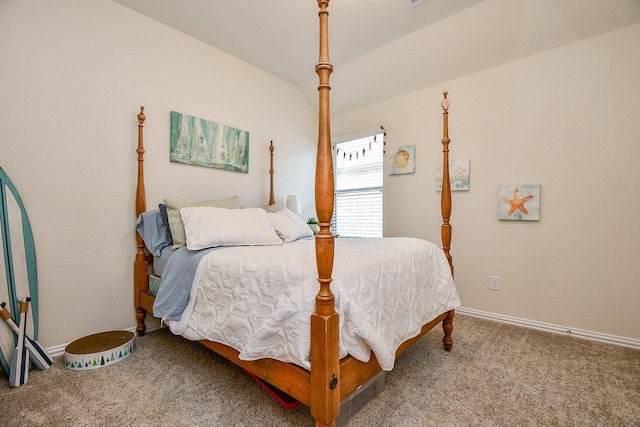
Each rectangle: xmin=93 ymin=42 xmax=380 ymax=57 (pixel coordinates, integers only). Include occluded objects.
xmin=332 ymin=129 xmax=384 ymax=237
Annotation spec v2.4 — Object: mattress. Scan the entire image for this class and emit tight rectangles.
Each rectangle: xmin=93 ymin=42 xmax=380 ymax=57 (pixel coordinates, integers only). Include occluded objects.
xmin=157 ymin=237 xmax=460 ymax=371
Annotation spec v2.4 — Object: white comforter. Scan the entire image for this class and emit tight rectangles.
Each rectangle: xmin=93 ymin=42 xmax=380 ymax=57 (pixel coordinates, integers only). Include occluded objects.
xmin=167 ymin=237 xmax=460 ymax=371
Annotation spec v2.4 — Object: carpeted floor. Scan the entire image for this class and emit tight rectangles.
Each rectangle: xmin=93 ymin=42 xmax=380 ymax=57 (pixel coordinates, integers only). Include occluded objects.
xmin=1 ymin=314 xmax=638 ymax=426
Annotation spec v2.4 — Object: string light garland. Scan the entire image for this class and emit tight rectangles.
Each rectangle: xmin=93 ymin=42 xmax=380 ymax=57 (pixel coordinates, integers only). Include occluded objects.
xmin=334 ymin=126 xmax=386 ymax=162
xmin=382 ymin=127 xmax=387 ymax=156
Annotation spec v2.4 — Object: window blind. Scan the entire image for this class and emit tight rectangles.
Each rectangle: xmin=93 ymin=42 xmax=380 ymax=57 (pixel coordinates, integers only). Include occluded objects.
xmin=332 ymin=130 xmax=384 ymax=237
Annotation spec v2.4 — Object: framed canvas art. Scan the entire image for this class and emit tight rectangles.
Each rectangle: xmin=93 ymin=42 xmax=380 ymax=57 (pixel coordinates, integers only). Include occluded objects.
xmin=170 ymin=111 xmax=249 ymax=173
xmin=389 ymin=145 xmax=415 ymax=175
xmin=436 ymin=159 xmax=469 ymax=191
xmin=498 ymin=184 xmax=541 ymax=220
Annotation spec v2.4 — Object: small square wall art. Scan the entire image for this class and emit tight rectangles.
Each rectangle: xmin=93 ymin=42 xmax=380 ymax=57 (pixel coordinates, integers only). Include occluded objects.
xmin=498 ymin=184 xmax=541 ymax=221
xmin=389 ymin=145 xmax=415 ymax=175
xmin=436 ymin=159 xmax=470 ymax=191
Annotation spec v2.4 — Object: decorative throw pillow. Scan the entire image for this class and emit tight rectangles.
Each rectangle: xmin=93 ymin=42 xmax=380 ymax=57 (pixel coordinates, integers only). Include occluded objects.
xmin=157 ymin=204 xmax=173 ymax=246
xmin=266 ymin=208 xmax=314 ymax=243
xmin=164 ymin=196 xmax=241 ymax=249
xmin=264 ymin=202 xmax=286 ymax=213
xmin=180 ymin=207 xmax=282 ymax=250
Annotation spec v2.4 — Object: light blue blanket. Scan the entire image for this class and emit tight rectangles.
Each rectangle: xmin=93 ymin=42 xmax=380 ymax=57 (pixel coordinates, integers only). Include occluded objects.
xmin=136 ymin=210 xmax=172 ymax=257
xmin=152 ymin=246 xmax=217 ymax=321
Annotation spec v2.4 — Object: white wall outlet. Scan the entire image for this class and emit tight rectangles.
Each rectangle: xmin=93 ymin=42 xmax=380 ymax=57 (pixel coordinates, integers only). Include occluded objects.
xmin=489 ymin=275 xmax=500 ymax=291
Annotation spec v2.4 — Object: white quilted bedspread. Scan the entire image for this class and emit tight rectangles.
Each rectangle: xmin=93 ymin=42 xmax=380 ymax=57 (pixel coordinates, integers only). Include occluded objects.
xmin=167 ymin=237 xmax=460 ymax=371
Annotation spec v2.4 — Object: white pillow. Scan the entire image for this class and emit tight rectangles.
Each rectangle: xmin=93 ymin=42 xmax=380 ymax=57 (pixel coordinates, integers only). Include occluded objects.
xmin=164 ymin=196 xmax=241 ymax=249
xmin=180 ymin=207 xmax=282 ymax=250
xmin=266 ymin=208 xmax=314 ymax=243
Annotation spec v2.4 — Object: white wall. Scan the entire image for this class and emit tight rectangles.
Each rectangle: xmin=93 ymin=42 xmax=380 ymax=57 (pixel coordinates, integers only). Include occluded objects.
xmin=2 ymin=0 xmax=638 ymax=349
xmin=333 ymin=24 xmax=640 ymax=340
xmin=0 ymin=0 xmax=317 ymax=347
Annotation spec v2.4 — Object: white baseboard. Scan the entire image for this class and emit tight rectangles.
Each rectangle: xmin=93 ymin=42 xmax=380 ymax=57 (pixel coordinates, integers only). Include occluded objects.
xmin=47 ymin=343 xmax=68 ymax=359
xmin=45 ymin=309 xmax=639 ymax=359
xmin=456 ymin=307 xmax=640 ymax=350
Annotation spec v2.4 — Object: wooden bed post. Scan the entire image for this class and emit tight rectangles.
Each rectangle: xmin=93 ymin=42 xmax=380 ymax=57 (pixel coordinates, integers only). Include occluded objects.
xmin=440 ymin=92 xmax=455 ymax=352
xmin=269 ymin=141 xmax=275 ymax=205
xmin=311 ymin=1 xmax=340 ymax=426
xmin=134 ymin=106 xmax=149 ymax=336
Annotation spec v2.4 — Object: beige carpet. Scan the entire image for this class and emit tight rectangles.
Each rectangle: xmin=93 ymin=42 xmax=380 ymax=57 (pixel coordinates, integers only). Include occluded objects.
xmin=1 ymin=314 xmax=638 ymax=426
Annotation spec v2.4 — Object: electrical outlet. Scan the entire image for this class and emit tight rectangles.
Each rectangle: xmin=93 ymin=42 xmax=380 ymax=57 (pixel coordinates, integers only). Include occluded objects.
xmin=489 ymin=275 xmax=500 ymax=291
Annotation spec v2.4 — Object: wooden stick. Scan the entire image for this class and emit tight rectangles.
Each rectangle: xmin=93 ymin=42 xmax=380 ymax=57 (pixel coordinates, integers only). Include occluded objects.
xmin=8 ymin=299 xmax=29 ymax=387
xmin=0 ymin=301 xmax=52 ymax=370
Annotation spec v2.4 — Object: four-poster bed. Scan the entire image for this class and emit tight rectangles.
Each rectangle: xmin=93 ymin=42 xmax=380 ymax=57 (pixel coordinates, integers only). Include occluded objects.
xmin=133 ymin=2 xmax=458 ymax=426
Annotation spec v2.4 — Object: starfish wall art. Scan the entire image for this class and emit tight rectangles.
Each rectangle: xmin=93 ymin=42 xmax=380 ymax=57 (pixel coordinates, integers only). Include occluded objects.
xmin=436 ymin=159 xmax=469 ymax=191
xmin=498 ymin=185 xmax=541 ymax=220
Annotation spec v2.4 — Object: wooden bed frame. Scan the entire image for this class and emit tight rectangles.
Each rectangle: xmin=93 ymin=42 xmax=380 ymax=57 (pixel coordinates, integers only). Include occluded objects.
xmin=133 ymin=2 xmax=454 ymax=426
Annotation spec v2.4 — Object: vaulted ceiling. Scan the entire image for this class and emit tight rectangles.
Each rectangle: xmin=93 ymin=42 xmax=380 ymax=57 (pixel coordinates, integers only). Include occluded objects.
xmin=112 ymin=0 xmax=640 ymax=114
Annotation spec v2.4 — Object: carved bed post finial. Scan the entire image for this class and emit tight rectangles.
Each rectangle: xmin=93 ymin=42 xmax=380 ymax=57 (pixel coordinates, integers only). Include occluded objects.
xmin=137 ymin=106 xmax=146 ymax=124
xmin=441 ymin=91 xmax=450 ymax=111
xmin=440 ymin=92 xmax=453 ymax=277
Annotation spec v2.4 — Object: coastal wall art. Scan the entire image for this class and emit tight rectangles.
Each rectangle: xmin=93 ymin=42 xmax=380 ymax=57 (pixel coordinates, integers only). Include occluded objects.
xmin=170 ymin=111 xmax=249 ymax=173
xmin=498 ymin=184 xmax=541 ymax=221
xmin=389 ymin=145 xmax=415 ymax=175
xmin=436 ymin=159 xmax=470 ymax=191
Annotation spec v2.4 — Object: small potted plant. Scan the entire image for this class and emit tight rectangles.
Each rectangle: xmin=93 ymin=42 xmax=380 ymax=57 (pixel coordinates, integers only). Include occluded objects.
xmin=307 ymin=217 xmax=320 ymax=234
